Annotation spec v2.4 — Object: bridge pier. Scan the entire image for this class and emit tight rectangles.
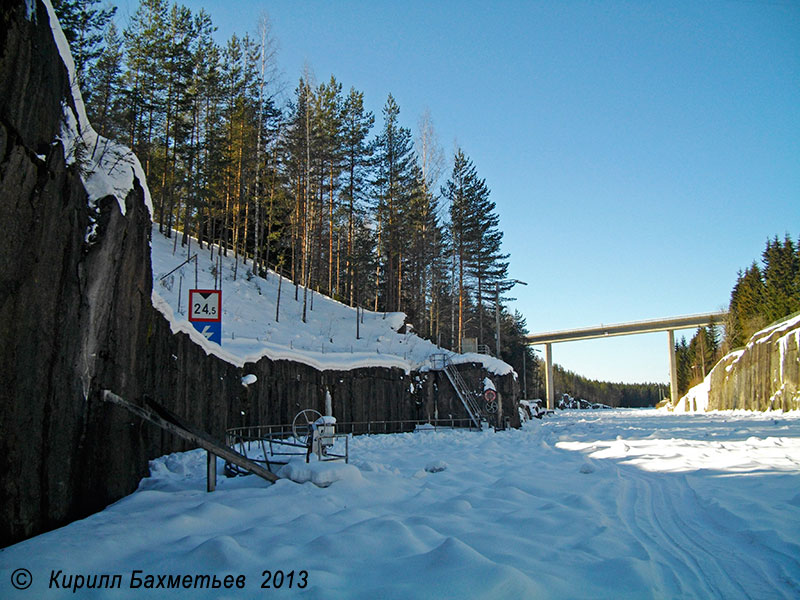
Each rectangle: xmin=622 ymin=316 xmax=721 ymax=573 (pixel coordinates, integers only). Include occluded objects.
xmin=526 ymin=312 xmax=727 ymax=410
xmin=668 ymin=329 xmax=678 ymax=408
xmin=545 ymin=343 xmax=554 ymax=410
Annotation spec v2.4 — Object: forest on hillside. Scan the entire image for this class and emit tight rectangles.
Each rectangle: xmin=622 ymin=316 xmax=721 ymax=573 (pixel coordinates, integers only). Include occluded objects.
xmin=552 ymin=366 xmax=666 ymax=409
xmin=55 ymin=0 xmax=523 ymax=358
xmin=675 ymin=234 xmax=800 ymax=396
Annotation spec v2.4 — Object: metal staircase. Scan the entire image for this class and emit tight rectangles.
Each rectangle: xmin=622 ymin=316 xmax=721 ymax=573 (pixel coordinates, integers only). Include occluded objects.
xmin=430 ymin=354 xmax=485 ymax=430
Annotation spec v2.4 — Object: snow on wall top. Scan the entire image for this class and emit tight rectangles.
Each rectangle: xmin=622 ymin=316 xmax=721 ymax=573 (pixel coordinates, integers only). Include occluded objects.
xmin=43 ymin=0 xmax=153 ymax=224
xmin=151 ymin=225 xmax=515 ymax=377
xmin=751 ymin=313 xmax=800 ymax=346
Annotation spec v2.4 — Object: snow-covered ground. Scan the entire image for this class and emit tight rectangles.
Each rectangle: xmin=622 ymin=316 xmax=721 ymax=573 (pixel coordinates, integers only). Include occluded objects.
xmin=3 ymin=409 xmax=799 ymax=599
xmin=150 ymin=224 xmax=512 ymax=377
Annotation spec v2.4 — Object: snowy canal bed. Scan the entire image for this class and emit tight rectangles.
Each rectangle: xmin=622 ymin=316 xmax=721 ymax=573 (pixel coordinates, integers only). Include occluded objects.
xmin=2 ymin=409 xmax=800 ymax=599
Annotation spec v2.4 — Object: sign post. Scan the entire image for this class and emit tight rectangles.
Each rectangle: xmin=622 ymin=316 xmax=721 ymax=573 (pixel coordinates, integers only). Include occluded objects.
xmin=189 ymin=289 xmax=222 ymax=345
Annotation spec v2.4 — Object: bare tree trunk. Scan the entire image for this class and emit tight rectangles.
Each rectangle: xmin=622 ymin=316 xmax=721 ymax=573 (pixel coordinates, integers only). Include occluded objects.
xmin=264 ymin=145 xmax=278 ymax=278
xmin=397 ymin=251 xmax=403 ymax=313
xmin=336 ymin=227 xmax=341 ymax=296
xmin=374 ymin=212 xmax=382 ymax=311
xmin=328 ymin=163 xmax=334 ymax=295
xmin=276 ymin=260 xmax=283 ymax=322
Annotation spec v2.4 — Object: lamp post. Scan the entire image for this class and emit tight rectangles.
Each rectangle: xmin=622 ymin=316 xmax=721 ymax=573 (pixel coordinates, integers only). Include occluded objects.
xmin=495 ymin=279 xmax=528 ymax=358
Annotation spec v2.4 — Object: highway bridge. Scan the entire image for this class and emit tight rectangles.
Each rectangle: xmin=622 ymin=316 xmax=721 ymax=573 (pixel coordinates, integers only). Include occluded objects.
xmin=525 ymin=311 xmax=728 ymax=409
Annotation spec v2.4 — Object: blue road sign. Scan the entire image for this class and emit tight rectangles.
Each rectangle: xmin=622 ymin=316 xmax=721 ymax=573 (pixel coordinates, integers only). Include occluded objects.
xmin=191 ymin=320 xmax=222 ymax=345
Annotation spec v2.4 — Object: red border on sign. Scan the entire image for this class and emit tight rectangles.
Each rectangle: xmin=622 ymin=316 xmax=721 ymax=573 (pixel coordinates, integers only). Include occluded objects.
xmin=189 ymin=289 xmax=222 ymax=322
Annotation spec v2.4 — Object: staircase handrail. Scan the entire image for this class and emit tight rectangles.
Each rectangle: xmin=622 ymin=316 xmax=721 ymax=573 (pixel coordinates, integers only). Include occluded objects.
xmin=430 ymin=353 xmax=485 ymax=429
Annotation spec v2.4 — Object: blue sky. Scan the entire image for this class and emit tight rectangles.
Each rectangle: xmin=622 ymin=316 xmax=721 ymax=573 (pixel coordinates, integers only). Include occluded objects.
xmin=116 ymin=0 xmax=800 ymax=384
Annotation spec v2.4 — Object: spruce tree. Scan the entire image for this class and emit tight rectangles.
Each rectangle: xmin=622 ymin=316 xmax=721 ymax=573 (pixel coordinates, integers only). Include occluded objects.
xmin=467 ymin=169 xmax=509 ymax=348
xmin=762 ymin=235 xmax=800 ymax=322
xmin=729 ymin=262 xmax=766 ymax=346
xmin=403 ymin=163 xmax=445 ymax=331
xmin=443 ymin=148 xmax=508 ymax=350
xmin=675 ymin=337 xmax=692 ymax=396
xmin=414 ymin=109 xmax=446 ymax=338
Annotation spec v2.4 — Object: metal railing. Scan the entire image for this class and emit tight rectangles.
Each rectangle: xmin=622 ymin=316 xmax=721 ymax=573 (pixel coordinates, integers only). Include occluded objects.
xmin=226 ymin=417 xmax=478 ymax=447
xmin=429 ymin=353 xmax=485 ymax=430
xmin=223 ymin=416 xmax=478 ymax=478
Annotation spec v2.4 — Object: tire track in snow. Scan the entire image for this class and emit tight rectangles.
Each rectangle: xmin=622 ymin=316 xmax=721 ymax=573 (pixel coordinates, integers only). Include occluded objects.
xmin=617 ymin=463 xmax=798 ymax=599
xmin=680 ymin=475 xmax=800 ymax=599
xmin=617 ymin=468 xmax=713 ymax=598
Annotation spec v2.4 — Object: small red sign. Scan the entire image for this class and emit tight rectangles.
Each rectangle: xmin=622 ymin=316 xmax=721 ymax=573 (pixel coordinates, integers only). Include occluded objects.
xmin=484 ymin=389 xmax=497 ymax=402
xmin=189 ymin=289 xmax=222 ymax=322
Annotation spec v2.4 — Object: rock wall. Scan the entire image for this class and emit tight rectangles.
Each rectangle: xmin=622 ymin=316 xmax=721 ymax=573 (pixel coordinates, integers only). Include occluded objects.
xmin=0 ymin=1 xmax=517 ymax=547
xmin=235 ymin=355 xmax=519 ymax=431
xmin=704 ymin=316 xmax=800 ymax=412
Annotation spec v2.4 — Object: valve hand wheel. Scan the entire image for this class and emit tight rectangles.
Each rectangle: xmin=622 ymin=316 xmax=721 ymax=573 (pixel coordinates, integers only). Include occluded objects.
xmin=292 ymin=409 xmax=323 ymax=445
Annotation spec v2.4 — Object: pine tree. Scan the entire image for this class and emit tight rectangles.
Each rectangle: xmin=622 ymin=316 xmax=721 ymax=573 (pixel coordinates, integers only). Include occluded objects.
xmin=159 ymin=3 xmax=198 ymax=236
xmin=414 ymin=109 xmax=446 ymax=338
xmin=312 ymin=76 xmax=344 ymax=296
xmin=340 ymin=87 xmax=374 ymax=306
xmin=442 ymin=149 xmax=475 ymax=350
xmin=123 ymin=0 xmax=169 ymax=179
xmin=88 ymin=21 xmax=124 ymax=139
xmin=283 ymin=76 xmax=315 ymax=290
xmin=52 ymin=0 xmax=116 ymax=102
xmin=373 ymin=94 xmax=415 ymax=313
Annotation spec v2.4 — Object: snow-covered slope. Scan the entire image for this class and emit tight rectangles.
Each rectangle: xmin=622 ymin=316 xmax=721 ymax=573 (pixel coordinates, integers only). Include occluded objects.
xmin=151 ymin=225 xmax=513 ymax=375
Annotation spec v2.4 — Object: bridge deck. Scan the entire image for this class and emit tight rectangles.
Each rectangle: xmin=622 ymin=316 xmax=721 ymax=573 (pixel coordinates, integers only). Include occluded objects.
xmin=524 ymin=311 xmax=728 ymax=410
xmin=526 ymin=311 xmax=728 ymax=345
